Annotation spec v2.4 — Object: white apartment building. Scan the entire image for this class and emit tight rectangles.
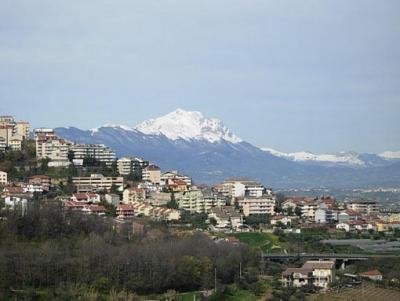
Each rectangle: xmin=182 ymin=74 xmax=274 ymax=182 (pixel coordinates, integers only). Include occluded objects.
xmin=122 ymin=188 xmax=147 ymax=203
xmin=161 ymin=171 xmax=192 ymax=186
xmin=142 ymin=164 xmax=161 ymax=184
xmin=238 ymin=196 xmax=276 ymax=216
xmin=36 ymin=136 xmax=72 ymax=162
xmin=346 ymin=200 xmax=380 ymax=215
xmin=117 ymin=157 xmax=149 ymax=176
xmin=70 ymin=144 xmax=116 ymax=166
xmin=220 ymin=179 xmax=266 ymax=198
xmin=177 ymin=189 xmax=226 ymax=213
xmin=0 ymin=171 xmax=7 ymax=185
xmin=283 ymin=197 xmax=319 ymax=220
xmin=72 ymin=174 xmax=124 ymax=193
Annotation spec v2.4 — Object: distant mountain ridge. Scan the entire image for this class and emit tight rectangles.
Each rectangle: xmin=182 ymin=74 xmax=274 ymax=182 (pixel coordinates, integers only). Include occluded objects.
xmin=262 ymin=148 xmax=400 ymax=167
xmin=54 ymin=109 xmax=400 ymax=188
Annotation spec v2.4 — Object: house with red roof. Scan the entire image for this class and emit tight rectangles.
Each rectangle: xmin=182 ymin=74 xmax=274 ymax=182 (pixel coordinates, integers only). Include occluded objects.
xmin=360 ymin=270 xmax=383 ymax=281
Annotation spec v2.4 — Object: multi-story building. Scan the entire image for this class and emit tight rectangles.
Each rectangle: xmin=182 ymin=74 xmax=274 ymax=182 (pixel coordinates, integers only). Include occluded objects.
xmin=72 ymin=174 xmax=123 ymax=193
xmin=177 ymin=189 xmax=226 ymax=213
xmin=0 ymin=137 xmax=6 ymax=152
xmin=281 ymin=261 xmax=335 ymax=289
xmin=315 ymin=207 xmax=337 ymax=224
xmin=0 ymin=116 xmax=29 ymax=151
xmin=238 ymin=196 xmax=276 ymax=216
xmin=122 ymin=188 xmax=147 ymax=203
xmin=208 ymin=206 xmax=243 ymax=230
xmin=283 ymin=197 xmax=319 ymax=220
xmin=0 ymin=171 xmax=7 ymax=185
xmin=28 ymin=175 xmax=51 ymax=191
xmin=161 ymin=171 xmax=192 ymax=186
xmin=36 ymin=137 xmax=72 ymax=162
xmin=346 ymin=200 xmax=380 ymax=215
xmin=218 ymin=179 xmax=266 ymax=199
xmin=70 ymin=144 xmax=116 ymax=166
xmin=34 ymin=128 xmax=57 ymax=140
xmin=117 ymin=157 xmax=149 ymax=177
xmin=142 ymin=164 xmax=161 ymax=184
xmin=15 ymin=121 xmax=30 ymax=139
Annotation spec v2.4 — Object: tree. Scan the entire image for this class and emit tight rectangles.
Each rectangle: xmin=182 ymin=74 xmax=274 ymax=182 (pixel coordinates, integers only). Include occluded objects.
xmin=67 ymin=150 xmax=75 ymax=162
xmin=294 ymin=206 xmax=302 ymax=217
xmin=166 ymin=192 xmax=179 ymax=209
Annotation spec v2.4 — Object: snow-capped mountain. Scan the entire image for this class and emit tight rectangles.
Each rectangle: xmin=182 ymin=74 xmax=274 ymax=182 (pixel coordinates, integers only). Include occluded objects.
xmin=379 ymin=151 xmax=400 ymax=160
xmin=134 ymin=108 xmax=242 ymax=143
xmin=54 ymin=109 xmax=400 ymax=188
xmin=262 ymin=148 xmax=366 ymax=166
xmin=262 ymin=148 xmax=399 ymax=167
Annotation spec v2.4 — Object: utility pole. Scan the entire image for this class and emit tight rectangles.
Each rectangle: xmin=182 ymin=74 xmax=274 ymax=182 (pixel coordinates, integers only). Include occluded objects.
xmin=214 ymin=268 xmax=217 ymax=293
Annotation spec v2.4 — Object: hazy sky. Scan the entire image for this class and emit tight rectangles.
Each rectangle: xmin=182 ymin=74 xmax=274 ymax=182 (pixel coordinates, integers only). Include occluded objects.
xmin=1 ymin=0 xmax=399 ymax=153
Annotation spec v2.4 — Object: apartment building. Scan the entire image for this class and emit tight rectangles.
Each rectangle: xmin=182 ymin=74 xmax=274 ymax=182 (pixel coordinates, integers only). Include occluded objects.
xmin=161 ymin=171 xmax=192 ymax=186
xmin=208 ymin=206 xmax=243 ymax=230
xmin=238 ymin=196 xmax=276 ymax=216
xmin=346 ymin=200 xmax=380 ymax=215
xmin=177 ymin=189 xmax=226 ymax=213
xmin=15 ymin=121 xmax=30 ymax=139
xmin=122 ymin=188 xmax=146 ymax=203
xmin=282 ymin=261 xmax=335 ymax=289
xmin=142 ymin=164 xmax=161 ymax=184
xmin=0 ymin=171 xmax=7 ymax=185
xmin=283 ymin=197 xmax=319 ymax=220
xmin=218 ymin=179 xmax=266 ymax=198
xmin=70 ymin=144 xmax=116 ymax=166
xmin=0 ymin=116 xmax=29 ymax=151
xmin=117 ymin=157 xmax=149 ymax=176
xmin=72 ymin=174 xmax=123 ymax=193
xmin=35 ymin=128 xmax=72 ymax=163
xmin=28 ymin=175 xmax=51 ymax=191
xmin=0 ymin=138 xmax=6 ymax=152
xmin=315 ymin=207 xmax=337 ymax=224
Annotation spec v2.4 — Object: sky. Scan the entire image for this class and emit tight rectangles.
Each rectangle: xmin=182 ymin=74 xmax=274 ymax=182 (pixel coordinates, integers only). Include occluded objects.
xmin=1 ymin=0 xmax=399 ymax=153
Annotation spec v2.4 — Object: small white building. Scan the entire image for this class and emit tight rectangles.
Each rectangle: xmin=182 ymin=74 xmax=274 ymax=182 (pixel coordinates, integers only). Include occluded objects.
xmin=0 ymin=171 xmax=7 ymax=185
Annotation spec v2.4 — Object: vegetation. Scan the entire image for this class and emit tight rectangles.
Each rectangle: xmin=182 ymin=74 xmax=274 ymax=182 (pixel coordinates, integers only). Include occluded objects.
xmin=307 ymin=284 xmax=400 ymax=301
xmin=231 ymin=233 xmax=287 ymax=253
xmin=0 ymin=202 xmax=260 ymax=299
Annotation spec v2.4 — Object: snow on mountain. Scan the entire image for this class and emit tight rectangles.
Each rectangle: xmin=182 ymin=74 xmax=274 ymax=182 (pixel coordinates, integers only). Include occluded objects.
xmin=379 ymin=151 xmax=400 ymax=160
xmin=262 ymin=148 xmax=366 ymax=166
xmin=134 ymin=108 xmax=242 ymax=143
xmin=90 ymin=124 xmax=135 ymax=134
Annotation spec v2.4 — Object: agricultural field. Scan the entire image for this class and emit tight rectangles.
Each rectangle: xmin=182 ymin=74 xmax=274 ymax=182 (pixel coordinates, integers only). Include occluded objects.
xmin=307 ymin=284 xmax=400 ymax=301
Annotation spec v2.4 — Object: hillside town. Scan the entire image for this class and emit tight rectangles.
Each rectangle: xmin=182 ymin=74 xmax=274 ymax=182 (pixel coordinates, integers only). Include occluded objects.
xmin=1 ymin=114 xmax=400 ymax=300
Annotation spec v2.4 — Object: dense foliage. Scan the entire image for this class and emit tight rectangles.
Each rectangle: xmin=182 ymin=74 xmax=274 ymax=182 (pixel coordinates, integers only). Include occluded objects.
xmin=0 ymin=202 xmax=259 ymax=298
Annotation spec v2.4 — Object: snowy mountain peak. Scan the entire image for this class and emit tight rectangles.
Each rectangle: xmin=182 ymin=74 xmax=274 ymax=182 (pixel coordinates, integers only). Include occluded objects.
xmin=134 ymin=108 xmax=242 ymax=143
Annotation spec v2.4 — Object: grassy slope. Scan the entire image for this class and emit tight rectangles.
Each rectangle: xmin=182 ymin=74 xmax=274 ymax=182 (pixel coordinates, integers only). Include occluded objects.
xmin=231 ymin=232 xmax=287 ymax=253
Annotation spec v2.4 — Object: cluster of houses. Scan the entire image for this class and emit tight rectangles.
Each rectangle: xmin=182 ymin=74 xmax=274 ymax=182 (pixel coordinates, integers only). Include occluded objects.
xmin=2 ymin=164 xmax=400 ymax=234
xmin=1 ymin=116 xmax=400 ymax=235
xmin=277 ymin=196 xmax=400 ymax=234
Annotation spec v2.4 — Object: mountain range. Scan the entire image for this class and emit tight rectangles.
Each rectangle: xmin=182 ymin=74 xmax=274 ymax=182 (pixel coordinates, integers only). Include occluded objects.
xmin=55 ymin=109 xmax=400 ymax=188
